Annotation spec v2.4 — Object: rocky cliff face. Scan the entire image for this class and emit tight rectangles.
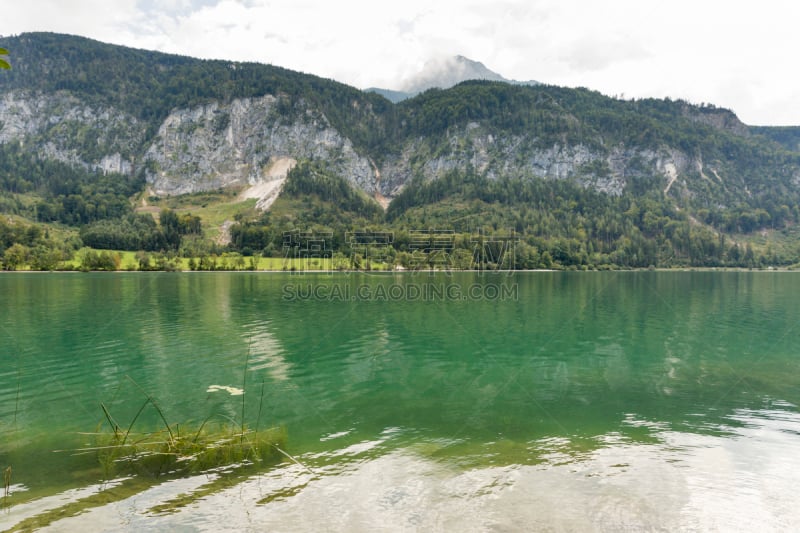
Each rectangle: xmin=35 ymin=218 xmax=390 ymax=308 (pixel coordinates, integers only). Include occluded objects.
xmin=680 ymin=104 xmax=750 ymax=137
xmin=378 ymin=122 xmax=695 ymax=199
xmin=0 ymin=90 xmax=382 ymax=199
xmin=0 ymin=90 xmax=742 ymax=207
xmin=0 ymin=90 xmax=144 ymax=174
xmin=142 ymin=95 xmax=377 ymax=196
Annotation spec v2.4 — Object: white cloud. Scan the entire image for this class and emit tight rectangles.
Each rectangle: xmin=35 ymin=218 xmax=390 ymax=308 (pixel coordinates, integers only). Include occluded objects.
xmin=559 ymin=35 xmax=651 ymax=73
xmin=1 ymin=0 xmax=141 ymax=43
xmin=1 ymin=0 xmax=799 ymax=124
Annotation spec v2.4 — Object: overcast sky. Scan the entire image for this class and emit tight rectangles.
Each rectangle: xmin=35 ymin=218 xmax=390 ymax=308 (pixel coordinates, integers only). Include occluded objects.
xmin=2 ymin=0 xmax=798 ymax=126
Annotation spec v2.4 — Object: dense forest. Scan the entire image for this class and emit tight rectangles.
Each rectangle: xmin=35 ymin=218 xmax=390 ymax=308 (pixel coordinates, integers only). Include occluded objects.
xmin=1 ymin=32 xmax=800 ymax=270
xmin=0 ymin=32 xmax=396 ymax=156
xmin=0 ymin=151 xmax=792 ymax=271
xmin=0 ymin=142 xmax=141 ymax=224
xmin=188 ymin=163 xmax=788 ymax=271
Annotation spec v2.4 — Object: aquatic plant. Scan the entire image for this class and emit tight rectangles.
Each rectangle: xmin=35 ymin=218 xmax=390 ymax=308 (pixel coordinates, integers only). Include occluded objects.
xmin=94 ymin=422 xmax=287 ymax=479
xmin=91 ymin=376 xmax=288 ymax=479
xmin=3 ymin=347 xmax=309 ymax=529
xmin=10 ymin=380 xmax=294 ymax=530
xmin=3 ymin=465 xmax=10 ymax=498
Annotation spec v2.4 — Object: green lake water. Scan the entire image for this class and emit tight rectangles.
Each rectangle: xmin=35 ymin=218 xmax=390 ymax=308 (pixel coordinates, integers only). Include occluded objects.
xmin=1 ymin=271 xmax=799 ymax=531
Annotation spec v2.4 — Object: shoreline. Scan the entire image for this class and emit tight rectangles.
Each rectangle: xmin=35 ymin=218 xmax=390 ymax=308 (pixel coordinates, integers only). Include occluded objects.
xmin=1 ymin=267 xmax=795 ymax=274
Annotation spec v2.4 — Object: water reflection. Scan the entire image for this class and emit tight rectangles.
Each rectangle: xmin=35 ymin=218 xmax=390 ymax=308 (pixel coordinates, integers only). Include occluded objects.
xmin=244 ymin=321 xmax=291 ymax=382
xmin=5 ymin=407 xmax=796 ymax=532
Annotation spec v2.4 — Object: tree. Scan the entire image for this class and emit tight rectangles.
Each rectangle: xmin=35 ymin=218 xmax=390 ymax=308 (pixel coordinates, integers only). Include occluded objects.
xmin=0 ymin=48 xmax=9 ymax=70
xmin=29 ymin=245 xmax=62 ymax=271
xmin=79 ymin=248 xmax=119 ymax=271
xmin=159 ymin=209 xmax=182 ymax=250
xmin=3 ymin=243 xmax=28 ymax=270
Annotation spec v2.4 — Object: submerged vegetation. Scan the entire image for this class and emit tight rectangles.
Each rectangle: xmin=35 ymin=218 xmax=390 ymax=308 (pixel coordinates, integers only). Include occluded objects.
xmin=1 ymin=361 xmax=297 ymax=530
xmin=94 ymin=421 xmax=287 ymax=479
xmin=92 ymin=378 xmax=287 ymax=480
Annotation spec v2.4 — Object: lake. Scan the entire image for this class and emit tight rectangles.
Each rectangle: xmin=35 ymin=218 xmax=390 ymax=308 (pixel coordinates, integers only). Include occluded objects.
xmin=1 ymin=271 xmax=799 ymax=531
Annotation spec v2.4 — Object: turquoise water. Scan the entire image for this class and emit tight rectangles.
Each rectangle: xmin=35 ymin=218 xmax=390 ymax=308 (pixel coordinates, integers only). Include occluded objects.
xmin=1 ymin=272 xmax=799 ymax=530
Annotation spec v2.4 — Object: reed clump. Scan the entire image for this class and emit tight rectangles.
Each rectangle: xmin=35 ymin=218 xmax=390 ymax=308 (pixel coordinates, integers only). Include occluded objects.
xmin=92 ymin=372 xmax=289 ymax=479
xmin=96 ymin=424 xmax=287 ymax=478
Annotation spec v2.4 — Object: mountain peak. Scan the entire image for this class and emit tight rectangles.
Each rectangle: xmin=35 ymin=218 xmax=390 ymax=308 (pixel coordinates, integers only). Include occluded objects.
xmin=367 ymin=55 xmax=538 ymax=102
xmin=401 ymin=55 xmax=507 ymax=94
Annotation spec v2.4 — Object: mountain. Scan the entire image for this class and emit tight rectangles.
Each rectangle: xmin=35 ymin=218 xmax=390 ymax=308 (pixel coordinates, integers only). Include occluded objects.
xmin=2 ymin=32 xmax=800 ymax=269
xmin=402 ymin=55 xmax=537 ymax=93
xmin=750 ymin=126 xmax=800 ymax=153
xmin=367 ymin=55 xmax=538 ymax=102
xmin=364 ymin=87 xmax=414 ymax=104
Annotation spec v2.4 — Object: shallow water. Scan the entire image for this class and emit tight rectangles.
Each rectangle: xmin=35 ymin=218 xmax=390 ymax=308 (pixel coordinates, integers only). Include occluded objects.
xmin=1 ymin=272 xmax=799 ymax=531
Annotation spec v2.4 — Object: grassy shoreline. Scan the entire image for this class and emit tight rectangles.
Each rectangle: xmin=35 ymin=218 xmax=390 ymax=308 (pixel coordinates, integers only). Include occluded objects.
xmin=2 ymin=265 xmax=796 ymax=273
xmin=3 ymin=247 xmax=798 ymax=273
